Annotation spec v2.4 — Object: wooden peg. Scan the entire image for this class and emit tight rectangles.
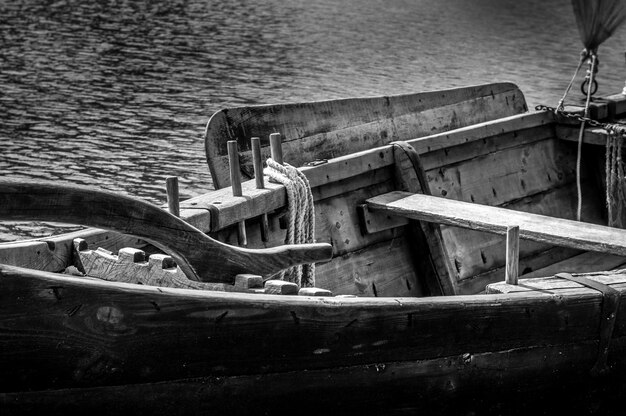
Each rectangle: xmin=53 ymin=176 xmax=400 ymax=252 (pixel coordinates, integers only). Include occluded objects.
xmin=251 ymin=137 xmax=270 ymax=242
xmin=505 ymin=225 xmax=519 ymax=285
xmin=269 ymin=133 xmax=288 ymax=229
xmin=228 ymin=141 xmax=243 ymax=197
xmin=251 ymin=137 xmax=264 ymax=189
xmin=166 ymin=176 xmax=180 ymax=217
xmin=269 ymin=133 xmax=283 ymax=165
xmin=228 ymin=140 xmax=247 ymax=247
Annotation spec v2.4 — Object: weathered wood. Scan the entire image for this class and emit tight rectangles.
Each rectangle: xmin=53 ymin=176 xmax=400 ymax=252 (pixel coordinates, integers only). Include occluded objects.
xmin=505 ymin=226 xmax=520 ymax=285
xmin=264 ymin=279 xmax=298 ymax=295
xmin=605 ymin=93 xmax=626 ymax=116
xmin=234 ymin=274 xmax=263 ymax=289
xmin=426 ymin=138 xmax=577 ymax=205
xmin=0 ymin=228 xmax=147 ymax=272
xmin=454 ymin=246 xmax=586 ymax=294
xmin=228 ymin=140 xmax=243 ymax=197
xmin=2 ymin=341 xmax=620 ymax=416
xmin=522 ymin=251 xmax=626 ymax=279
xmin=205 ymin=83 xmax=529 ymax=188
xmin=314 ymin=237 xmax=423 ymax=297
xmin=367 ymin=191 xmax=626 ymax=256
xmin=439 ymin=179 xmax=605 ymax=281
xmin=421 ymin=124 xmax=554 ymax=172
xmin=392 ymin=141 xmax=457 ymax=295
xmin=298 ymin=287 xmax=332 ymax=296
xmin=3 ymin=263 xmax=626 ymax=396
xmin=251 ymin=137 xmax=264 ymax=189
xmin=252 ymin=137 xmax=270 ymax=242
xmin=357 ymin=203 xmax=409 ymax=234
xmin=269 ymin=133 xmax=284 ymax=165
xmin=0 ymin=180 xmax=333 ymax=284
xmin=211 ymin=178 xmax=420 ymax=297
xmin=183 ymin=112 xmax=553 ymax=234
xmin=486 ymin=270 xmax=626 ymax=294
xmin=165 ymin=176 xmax=180 ymax=217
xmin=73 ymin=238 xmax=238 ymax=291
xmin=555 ymin=124 xmax=608 ymax=146
xmin=228 ymin=140 xmax=247 ymax=246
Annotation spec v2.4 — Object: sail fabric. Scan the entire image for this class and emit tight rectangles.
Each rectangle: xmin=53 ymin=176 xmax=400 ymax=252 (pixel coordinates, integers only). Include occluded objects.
xmin=571 ymin=0 xmax=626 ymax=51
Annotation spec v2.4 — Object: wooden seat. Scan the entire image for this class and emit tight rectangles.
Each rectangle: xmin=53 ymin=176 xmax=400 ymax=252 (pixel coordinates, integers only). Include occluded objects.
xmin=366 ymin=191 xmax=626 ymax=256
xmin=366 ymin=191 xmax=626 ymax=278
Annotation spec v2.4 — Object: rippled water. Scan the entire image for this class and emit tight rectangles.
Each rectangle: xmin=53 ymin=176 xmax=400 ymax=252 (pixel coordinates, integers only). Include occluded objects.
xmin=2 ymin=0 xmax=626 ymax=241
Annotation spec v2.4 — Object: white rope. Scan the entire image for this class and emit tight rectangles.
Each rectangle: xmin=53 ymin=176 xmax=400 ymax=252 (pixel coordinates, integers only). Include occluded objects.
xmin=576 ymin=52 xmax=597 ymax=221
xmin=264 ymin=158 xmax=316 ymax=287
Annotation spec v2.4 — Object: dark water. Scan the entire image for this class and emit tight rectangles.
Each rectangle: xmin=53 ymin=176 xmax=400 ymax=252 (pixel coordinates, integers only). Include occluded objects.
xmin=2 ymin=0 xmax=626 ymax=241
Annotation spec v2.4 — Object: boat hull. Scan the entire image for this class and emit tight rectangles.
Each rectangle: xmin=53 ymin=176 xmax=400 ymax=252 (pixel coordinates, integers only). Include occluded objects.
xmin=2 ymin=264 xmax=626 ymax=414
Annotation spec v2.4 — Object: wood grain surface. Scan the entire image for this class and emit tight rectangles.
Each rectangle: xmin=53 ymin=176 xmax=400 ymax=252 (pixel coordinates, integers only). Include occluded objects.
xmin=0 ymin=180 xmax=332 ymax=283
xmin=367 ymin=191 xmax=626 ymax=256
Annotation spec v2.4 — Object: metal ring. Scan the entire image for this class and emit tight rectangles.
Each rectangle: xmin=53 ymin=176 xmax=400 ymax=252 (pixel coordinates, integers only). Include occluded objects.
xmin=581 ymin=78 xmax=598 ymax=96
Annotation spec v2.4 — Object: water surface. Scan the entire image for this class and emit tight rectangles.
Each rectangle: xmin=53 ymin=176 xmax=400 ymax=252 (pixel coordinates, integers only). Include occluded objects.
xmin=2 ymin=0 xmax=626 ymax=240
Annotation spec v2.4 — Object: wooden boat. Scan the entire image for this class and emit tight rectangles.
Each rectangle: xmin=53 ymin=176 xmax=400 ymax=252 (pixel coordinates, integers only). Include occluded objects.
xmin=3 ymin=82 xmax=626 ymax=415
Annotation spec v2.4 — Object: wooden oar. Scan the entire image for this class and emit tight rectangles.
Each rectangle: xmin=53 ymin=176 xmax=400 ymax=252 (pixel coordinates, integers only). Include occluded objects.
xmin=0 ymin=180 xmax=333 ymax=284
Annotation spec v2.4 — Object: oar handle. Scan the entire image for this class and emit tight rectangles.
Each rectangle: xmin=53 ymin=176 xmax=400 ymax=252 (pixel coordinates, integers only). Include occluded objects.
xmin=246 ymin=242 xmax=333 ymax=268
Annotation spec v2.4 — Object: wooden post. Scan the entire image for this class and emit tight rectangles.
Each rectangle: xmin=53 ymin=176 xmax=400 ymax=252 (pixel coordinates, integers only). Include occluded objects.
xmin=269 ymin=133 xmax=283 ymax=165
xmin=228 ymin=140 xmax=247 ymax=247
xmin=251 ymin=137 xmax=270 ymax=242
xmin=505 ymin=225 xmax=519 ymax=285
xmin=251 ymin=137 xmax=264 ymax=189
xmin=269 ymin=133 xmax=287 ymax=229
xmin=165 ymin=177 xmax=180 ymax=217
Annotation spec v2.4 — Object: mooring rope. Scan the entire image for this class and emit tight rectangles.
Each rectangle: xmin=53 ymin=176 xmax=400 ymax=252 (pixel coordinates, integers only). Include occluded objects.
xmin=264 ymin=158 xmax=316 ymax=287
xmin=556 ymin=49 xmax=588 ymax=111
xmin=576 ymin=52 xmax=597 ymax=221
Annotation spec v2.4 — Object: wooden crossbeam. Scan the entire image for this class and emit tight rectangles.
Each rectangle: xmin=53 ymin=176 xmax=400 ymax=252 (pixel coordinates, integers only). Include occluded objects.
xmin=366 ymin=191 xmax=626 ymax=256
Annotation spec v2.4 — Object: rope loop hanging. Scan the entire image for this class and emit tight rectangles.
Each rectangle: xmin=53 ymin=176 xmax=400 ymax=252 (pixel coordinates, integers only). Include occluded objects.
xmin=605 ymin=125 xmax=626 ymax=228
xmin=264 ymin=158 xmax=316 ymax=287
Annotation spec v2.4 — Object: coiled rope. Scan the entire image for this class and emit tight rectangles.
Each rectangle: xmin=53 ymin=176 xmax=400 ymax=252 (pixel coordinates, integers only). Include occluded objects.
xmin=264 ymin=158 xmax=316 ymax=287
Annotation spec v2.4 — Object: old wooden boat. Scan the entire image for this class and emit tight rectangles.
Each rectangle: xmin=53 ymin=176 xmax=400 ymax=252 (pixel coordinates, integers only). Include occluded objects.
xmin=3 ymin=82 xmax=626 ymax=415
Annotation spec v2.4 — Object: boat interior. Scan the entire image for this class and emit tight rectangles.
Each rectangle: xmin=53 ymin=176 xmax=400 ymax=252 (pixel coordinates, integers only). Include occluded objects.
xmin=2 ymin=82 xmax=626 ymax=298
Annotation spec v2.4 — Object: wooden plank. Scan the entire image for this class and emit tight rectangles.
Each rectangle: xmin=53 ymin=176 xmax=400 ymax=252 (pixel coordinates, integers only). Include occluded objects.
xmin=366 ymin=191 xmax=626 ymax=256
xmin=0 ymin=341 xmax=616 ymax=416
xmin=421 ymin=124 xmax=554 ymax=173
xmin=440 ymin=180 xmax=604 ymax=281
xmin=74 ymin=239 xmax=243 ymax=292
xmin=454 ymin=246 xmax=585 ymax=294
xmin=0 ymin=228 xmax=146 ymax=272
xmin=313 ymin=179 xmax=400 ymax=257
xmin=358 ymin=204 xmax=409 ymax=234
xmin=205 ymin=83 xmax=528 ymax=188
xmin=487 ymin=269 xmax=626 ymax=294
xmin=392 ymin=141 xmax=457 ymax=295
xmin=605 ymin=93 xmax=626 ymax=116
xmin=314 ymin=238 xmax=423 ymax=297
xmin=521 ymin=251 xmax=626 ymax=279
xmin=3 ymin=263 xmax=626 ymax=394
xmin=555 ymin=124 xmax=608 ymax=146
xmin=184 ymin=112 xmax=553 ymax=233
xmin=212 ymin=177 xmax=401 ymax=258
xmin=426 ymin=138 xmax=577 ymax=205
